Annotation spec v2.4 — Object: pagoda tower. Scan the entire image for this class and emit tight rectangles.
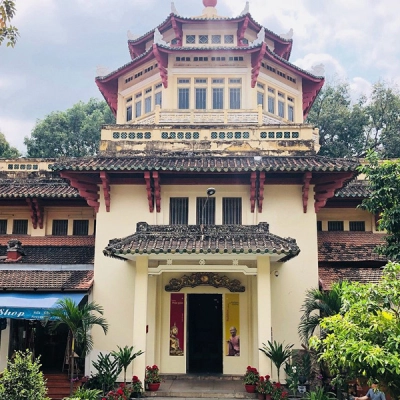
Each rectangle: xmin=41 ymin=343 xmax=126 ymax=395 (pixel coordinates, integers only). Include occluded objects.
xmin=53 ymin=0 xmax=357 ymax=381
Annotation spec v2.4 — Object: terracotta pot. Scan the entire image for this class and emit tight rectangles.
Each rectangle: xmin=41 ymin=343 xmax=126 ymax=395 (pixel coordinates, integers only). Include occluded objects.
xmin=266 ymin=394 xmax=272 ymax=400
xmin=148 ymin=382 xmax=161 ymax=391
xmin=245 ymin=384 xmax=256 ymax=393
xmin=258 ymin=394 xmax=266 ymax=400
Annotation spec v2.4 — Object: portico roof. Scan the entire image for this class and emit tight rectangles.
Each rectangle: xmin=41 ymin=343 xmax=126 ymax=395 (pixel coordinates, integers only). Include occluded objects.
xmin=103 ymin=222 xmax=300 ymax=261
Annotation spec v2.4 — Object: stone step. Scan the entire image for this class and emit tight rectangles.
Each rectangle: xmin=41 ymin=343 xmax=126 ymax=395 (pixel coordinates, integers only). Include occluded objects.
xmin=160 ymin=374 xmax=243 ymax=381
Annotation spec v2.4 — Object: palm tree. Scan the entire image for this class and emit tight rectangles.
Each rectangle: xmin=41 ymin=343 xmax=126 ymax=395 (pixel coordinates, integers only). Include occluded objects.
xmin=298 ymin=282 xmax=343 ymax=345
xmin=48 ymin=298 xmax=108 ymax=396
xmin=111 ymin=345 xmax=144 ymax=384
xmin=259 ymin=340 xmax=293 ymax=382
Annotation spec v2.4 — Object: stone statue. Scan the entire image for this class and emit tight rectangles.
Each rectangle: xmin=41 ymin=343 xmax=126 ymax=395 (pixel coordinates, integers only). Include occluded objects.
xmin=280 ymin=28 xmax=293 ymax=40
xmin=311 ymin=63 xmax=325 ymax=76
xmin=239 ymin=1 xmax=250 ymax=16
xmin=251 ymin=27 xmax=265 ymax=46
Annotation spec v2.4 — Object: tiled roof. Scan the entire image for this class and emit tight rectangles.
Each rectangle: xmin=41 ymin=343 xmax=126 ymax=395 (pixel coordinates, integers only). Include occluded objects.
xmin=52 ymin=155 xmax=359 ymax=173
xmin=104 ymin=222 xmax=300 ymax=259
xmin=0 ymin=245 xmax=95 ymax=264
xmin=128 ymin=13 xmax=292 ymax=45
xmin=0 ymin=179 xmax=79 ymax=198
xmin=0 ymin=270 xmax=93 ymax=290
xmin=335 ymin=180 xmax=371 ymax=198
xmin=0 ymin=236 xmax=95 ymax=247
xmin=318 ymin=231 xmax=387 ymax=262
xmin=319 ymin=267 xmax=383 ymax=290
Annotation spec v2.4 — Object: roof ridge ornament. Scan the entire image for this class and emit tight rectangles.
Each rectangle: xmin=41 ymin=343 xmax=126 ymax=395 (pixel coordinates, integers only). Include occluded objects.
xmin=279 ymin=28 xmax=293 ymax=40
xmin=171 ymin=1 xmax=179 ymax=15
xmin=251 ymin=27 xmax=265 ymax=46
xmin=239 ymin=1 xmax=250 ymax=16
xmin=154 ymin=28 xmax=169 ymax=46
xmin=203 ymin=0 xmax=217 ymax=7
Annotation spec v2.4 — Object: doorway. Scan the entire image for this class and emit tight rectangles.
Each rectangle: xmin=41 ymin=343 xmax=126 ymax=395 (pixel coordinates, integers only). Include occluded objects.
xmin=187 ymin=294 xmax=223 ymax=373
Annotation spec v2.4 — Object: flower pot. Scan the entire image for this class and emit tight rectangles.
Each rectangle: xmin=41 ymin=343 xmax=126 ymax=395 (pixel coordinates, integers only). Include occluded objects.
xmin=148 ymin=382 xmax=161 ymax=391
xmin=245 ymin=384 xmax=257 ymax=393
xmin=266 ymin=394 xmax=272 ymax=400
xmin=258 ymin=394 xmax=266 ymax=400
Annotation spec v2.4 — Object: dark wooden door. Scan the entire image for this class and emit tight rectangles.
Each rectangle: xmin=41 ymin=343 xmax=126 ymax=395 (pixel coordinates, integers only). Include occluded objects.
xmin=187 ymin=294 xmax=223 ymax=373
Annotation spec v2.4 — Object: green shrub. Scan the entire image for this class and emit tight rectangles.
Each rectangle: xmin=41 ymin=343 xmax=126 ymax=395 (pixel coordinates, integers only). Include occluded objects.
xmin=0 ymin=350 xmax=50 ymax=400
xmin=63 ymin=387 xmax=102 ymax=399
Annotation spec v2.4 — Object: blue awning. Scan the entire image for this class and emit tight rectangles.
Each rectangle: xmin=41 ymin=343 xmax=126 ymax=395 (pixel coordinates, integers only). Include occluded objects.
xmin=0 ymin=292 xmax=86 ymax=320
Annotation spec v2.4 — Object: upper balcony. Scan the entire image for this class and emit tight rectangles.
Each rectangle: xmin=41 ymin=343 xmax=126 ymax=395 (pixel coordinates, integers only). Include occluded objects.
xmin=129 ymin=105 xmax=289 ymax=126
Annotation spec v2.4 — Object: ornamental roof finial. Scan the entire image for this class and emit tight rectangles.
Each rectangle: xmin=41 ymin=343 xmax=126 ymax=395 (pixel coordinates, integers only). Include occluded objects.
xmin=203 ymin=0 xmax=217 ymax=7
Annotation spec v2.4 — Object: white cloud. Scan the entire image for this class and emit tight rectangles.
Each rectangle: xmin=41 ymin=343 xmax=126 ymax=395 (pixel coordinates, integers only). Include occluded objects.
xmin=293 ymin=53 xmax=347 ymax=80
xmin=0 ymin=118 xmax=35 ymax=153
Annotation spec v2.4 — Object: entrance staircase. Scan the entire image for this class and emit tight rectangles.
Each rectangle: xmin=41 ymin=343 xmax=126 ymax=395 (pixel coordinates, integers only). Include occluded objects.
xmin=44 ymin=373 xmax=78 ymax=400
xmin=145 ymin=374 xmax=257 ymax=399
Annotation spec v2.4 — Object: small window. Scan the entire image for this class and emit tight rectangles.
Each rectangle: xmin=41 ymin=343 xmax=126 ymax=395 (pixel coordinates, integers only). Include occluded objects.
xmin=229 ymin=78 xmax=242 ymax=84
xmin=317 ymin=221 xmax=322 ymax=232
xmin=224 ymin=35 xmax=234 ymax=44
xmin=199 ymin=35 xmax=209 ymax=44
xmin=212 ymin=78 xmax=224 ymax=84
xmin=257 ymin=92 xmax=264 ymax=107
xmin=268 ymin=87 xmax=275 ymax=94
xmin=223 ymin=198 xmax=242 ymax=225
xmin=229 ymin=88 xmax=241 ymax=109
xmin=350 ymin=221 xmax=365 ymax=231
xmin=268 ymin=96 xmax=275 ymax=114
xmin=288 ymin=105 xmax=294 ymax=122
xmin=213 ymin=88 xmax=224 ymax=109
xmin=155 ymin=91 xmax=162 ymax=107
xmin=328 ymin=221 xmax=344 ymax=231
xmin=126 ymin=106 xmax=132 ymax=122
xmin=135 ymin=101 xmax=142 ymax=118
xmin=195 ymin=88 xmax=207 ymax=110
xmin=178 ymin=88 xmax=190 ymax=109
xmin=196 ymin=197 xmax=215 ymax=225
xmin=211 ymin=35 xmax=221 ymax=44
xmin=73 ymin=220 xmax=89 ymax=236
xmin=186 ymin=35 xmax=195 ymax=44
xmin=0 ymin=220 xmax=7 ymax=234
xmin=170 ymin=198 xmax=188 ymax=225
xmin=12 ymin=220 xmax=28 ymax=235
xmin=52 ymin=220 xmax=68 ymax=236
xmin=195 ymin=78 xmax=207 ymax=84
xmin=178 ymin=78 xmax=190 ymax=84
xmin=278 ymin=100 xmax=285 ymax=118
xmin=145 ymin=97 xmax=152 ymax=114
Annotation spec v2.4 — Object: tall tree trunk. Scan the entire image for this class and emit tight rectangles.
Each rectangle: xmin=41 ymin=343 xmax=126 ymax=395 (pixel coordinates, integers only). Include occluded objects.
xmin=70 ymin=335 xmax=75 ymax=396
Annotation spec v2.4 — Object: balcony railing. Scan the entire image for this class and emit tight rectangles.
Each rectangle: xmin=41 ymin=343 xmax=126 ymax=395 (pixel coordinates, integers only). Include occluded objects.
xmin=130 ymin=106 xmax=284 ymax=126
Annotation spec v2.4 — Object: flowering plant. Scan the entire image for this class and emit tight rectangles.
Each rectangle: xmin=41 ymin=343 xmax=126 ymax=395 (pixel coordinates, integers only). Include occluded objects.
xmin=271 ymin=382 xmax=288 ymax=400
xmin=131 ymin=375 xmax=143 ymax=392
xmin=145 ymin=365 xmax=161 ymax=384
xmin=243 ymin=366 xmax=260 ymax=385
xmin=103 ymin=382 xmax=132 ymax=400
xmin=257 ymin=375 xmax=273 ymax=394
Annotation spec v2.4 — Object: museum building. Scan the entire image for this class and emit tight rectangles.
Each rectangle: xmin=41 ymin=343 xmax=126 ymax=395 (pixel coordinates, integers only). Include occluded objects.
xmin=0 ymin=0 xmax=387 ymax=385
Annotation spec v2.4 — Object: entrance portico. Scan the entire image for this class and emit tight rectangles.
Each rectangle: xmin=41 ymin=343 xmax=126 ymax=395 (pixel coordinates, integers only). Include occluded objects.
xmin=102 ymin=222 xmax=299 ymax=379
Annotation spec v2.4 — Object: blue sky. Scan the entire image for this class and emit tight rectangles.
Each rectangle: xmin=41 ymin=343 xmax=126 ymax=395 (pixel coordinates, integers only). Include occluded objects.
xmin=1 ymin=0 xmax=399 ymax=153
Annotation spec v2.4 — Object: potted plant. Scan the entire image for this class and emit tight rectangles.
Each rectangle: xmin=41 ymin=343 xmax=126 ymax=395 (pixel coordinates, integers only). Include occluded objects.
xmin=243 ymin=366 xmax=260 ymax=393
xmin=259 ymin=341 xmax=293 ymax=382
xmin=271 ymin=382 xmax=289 ymax=400
xmin=145 ymin=365 xmax=161 ymax=391
xmin=104 ymin=382 xmax=133 ymax=400
xmin=131 ymin=375 xmax=144 ymax=398
xmin=257 ymin=375 xmax=273 ymax=400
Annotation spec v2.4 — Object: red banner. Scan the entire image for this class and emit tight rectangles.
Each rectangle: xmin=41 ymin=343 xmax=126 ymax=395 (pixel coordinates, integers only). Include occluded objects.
xmin=169 ymin=293 xmax=184 ymax=356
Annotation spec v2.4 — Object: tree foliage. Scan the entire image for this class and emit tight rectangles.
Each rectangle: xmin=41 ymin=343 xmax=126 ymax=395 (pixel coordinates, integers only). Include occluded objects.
xmin=298 ymin=282 xmax=343 ymax=345
xmin=309 ymin=262 xmax=400 ymax=399
xmin=0 ymin=132 xmax=20 ymax=158
xmin=0 ymin=349 xmax=50 ymax=400
xmin=24 ymin=98 xmax=115 ymax=158
xmin=358 ymin=151 xmax=400 ymax=261
xmin=0 ymin=0 xmax=18 ymax=47
xmin=48 ymin=298 xmax=108 ymax=396
xmin=307 ymin=80 xmax=400 ymax=158
xmin=306 ymin=82 xmax=368 ymax=158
